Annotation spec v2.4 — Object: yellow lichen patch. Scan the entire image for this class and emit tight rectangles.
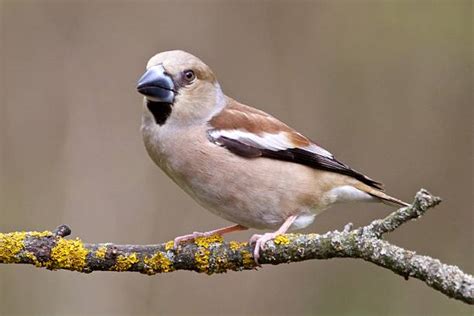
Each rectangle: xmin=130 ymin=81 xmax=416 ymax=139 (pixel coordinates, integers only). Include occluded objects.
xmin=194 ymin=234 xmax=223 ymax=248
xmin=144 ymin=252 xmax=173 ymax=273
xmin=24 ymin=251 xmax=42 ymax=267
xmin=114 ymin=253 xmax=139 ymax=271
xmin=48 ymin=238 xmax=88 ymax=271
xmin=95 ymin=246 xmax=107 ymax=260
xmin=192 ymin=234 xmax=224 ymax=273
xmin=165 ymin=240 xmax=174 ymax=251
xmin=0 ymin=232 xmax=27 ymax=263
xmin=29 ymin=231 xmax=53 ymax=238
xmin=194 ymin=248 xmax=210 ymax=273
xmin=229 ymin=241 xmax=247 ymax=251
xmin=241 ymin=250 xmax=255 ymax=268
xmin=274 ymin=234 xmax=290 ymax=245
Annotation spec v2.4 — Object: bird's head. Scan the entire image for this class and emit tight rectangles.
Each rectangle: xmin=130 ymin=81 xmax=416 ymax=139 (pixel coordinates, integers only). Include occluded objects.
xmin=137 ymin=50 xmax=224 ymax=126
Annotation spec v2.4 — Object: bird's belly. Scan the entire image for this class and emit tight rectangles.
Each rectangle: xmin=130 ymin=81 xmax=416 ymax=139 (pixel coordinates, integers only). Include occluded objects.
xmin=161 ymin=146 xmax=327 ymax=230
xmin=162 ymin=165 xmax=285 ymax=229
xmin=142 ymin=125 xmax=345 ymax=230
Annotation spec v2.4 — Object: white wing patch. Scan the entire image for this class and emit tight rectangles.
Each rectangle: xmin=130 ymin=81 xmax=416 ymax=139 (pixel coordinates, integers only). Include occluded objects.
xmin=208 ymin=129 xmax=333 ymax=158
xmin=305 ymin=143 xmax=333 ymax=158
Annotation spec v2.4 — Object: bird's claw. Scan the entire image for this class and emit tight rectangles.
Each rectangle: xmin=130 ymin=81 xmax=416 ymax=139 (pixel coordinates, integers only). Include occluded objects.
xmin=250 ymin=232 xmax=279 ymax=265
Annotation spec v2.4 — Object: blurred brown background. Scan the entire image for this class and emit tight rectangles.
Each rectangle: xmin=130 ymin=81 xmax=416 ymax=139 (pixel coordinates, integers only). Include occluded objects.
xmin=0 ymin=0 xmax=472 ymax=315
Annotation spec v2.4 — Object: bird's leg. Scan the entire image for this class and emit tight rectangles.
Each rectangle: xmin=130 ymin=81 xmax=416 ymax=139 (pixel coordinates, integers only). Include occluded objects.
xmin=250 ymin=215 xmax=297 ymax=264
xmin=173 ymin=224 xmax=247 ymax=249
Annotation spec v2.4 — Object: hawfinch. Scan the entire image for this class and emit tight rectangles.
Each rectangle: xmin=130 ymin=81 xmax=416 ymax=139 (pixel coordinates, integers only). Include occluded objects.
xmin=137 ymin=50 xmax=408 ymax=262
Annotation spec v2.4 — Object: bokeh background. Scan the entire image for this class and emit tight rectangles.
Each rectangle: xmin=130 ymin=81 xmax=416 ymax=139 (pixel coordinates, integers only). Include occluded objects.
xmin=0 ymin=0 xmax=472 ymax=315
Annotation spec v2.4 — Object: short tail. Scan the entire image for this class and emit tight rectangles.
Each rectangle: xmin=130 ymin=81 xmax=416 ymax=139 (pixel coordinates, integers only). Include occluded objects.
xmin=354 ymin=183 xmax=410 ymax=207
xmin=370 ymin=191 xmax=410 ymax=207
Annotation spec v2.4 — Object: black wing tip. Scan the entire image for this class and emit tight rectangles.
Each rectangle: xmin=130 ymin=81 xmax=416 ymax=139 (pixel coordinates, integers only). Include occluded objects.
xmin=292 ymin=149 xmax=385 ymax=190
xmin=359 ymin=174 xmax=384 ymax=190
xmin=330 ymin=156 xmax=384 ymax=190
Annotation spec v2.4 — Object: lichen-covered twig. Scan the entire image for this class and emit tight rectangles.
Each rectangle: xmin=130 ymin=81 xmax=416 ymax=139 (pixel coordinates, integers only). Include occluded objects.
xmin=0 ymin=189 xmax=472 ymax=304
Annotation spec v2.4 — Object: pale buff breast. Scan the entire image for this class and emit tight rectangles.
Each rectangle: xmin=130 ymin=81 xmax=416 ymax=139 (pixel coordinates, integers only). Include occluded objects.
xmin=143 ymin=122 xmax=354 ymax=230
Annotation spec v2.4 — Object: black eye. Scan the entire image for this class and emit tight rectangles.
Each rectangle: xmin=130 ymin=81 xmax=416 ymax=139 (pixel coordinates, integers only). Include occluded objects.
xmin=183 ymin=70 xmax=195 ymax=82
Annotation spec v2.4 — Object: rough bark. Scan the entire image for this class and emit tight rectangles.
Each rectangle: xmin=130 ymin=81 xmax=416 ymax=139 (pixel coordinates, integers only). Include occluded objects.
xmin=0 ymin=189 xmax=472 ymax=304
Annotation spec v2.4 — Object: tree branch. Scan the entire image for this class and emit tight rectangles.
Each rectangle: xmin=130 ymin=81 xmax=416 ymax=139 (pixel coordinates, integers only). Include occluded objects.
xmin=1 ymin=189 xmax=472 ymax=304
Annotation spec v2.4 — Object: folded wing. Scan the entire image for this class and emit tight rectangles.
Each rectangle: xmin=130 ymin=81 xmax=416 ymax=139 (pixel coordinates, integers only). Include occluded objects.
xmin=208 ymin=98 xmax=383 ymax=190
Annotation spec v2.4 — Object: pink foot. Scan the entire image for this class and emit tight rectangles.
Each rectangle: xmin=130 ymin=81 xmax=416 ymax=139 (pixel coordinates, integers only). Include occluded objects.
xmin=249 ymin=215 xmax=298 ymax=264
xmin=173 ymin=224 xmax=248 ymax=249
xmin=250 ymin=232 xmax=280 ymax=264
xmin=173 ymin=231 xmax=214 ymax=249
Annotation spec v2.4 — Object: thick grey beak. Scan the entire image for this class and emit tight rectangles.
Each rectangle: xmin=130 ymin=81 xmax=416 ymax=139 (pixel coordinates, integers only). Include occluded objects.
xmin=137 ymin=65 xmax=175 ymax=103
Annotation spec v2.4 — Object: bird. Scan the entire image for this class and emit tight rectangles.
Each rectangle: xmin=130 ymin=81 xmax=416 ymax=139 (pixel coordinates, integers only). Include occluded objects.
xmin=136 ymin=50 xmax=408 ymax=263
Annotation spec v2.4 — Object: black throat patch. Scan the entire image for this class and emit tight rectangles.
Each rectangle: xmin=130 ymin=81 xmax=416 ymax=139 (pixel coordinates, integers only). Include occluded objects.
xmin=146 ymin=100 xmax=172 ymax=125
